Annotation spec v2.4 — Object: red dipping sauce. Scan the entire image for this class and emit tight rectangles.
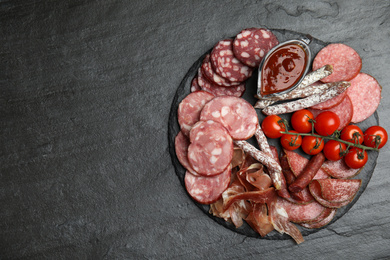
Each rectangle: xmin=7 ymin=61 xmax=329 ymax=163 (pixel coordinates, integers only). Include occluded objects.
xmin=260 ymin=44 xmax=307 ymax=96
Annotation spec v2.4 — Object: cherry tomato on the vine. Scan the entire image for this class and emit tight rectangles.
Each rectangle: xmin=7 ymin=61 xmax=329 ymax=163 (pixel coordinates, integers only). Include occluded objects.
xmin=291 ymin=109 xmax=314 ymax=133
xmin=280 ymin=130 xmax=302 ymax=151
xmin=344 ymin=147 xmax=368 ymax=169
xmin=323 ymin=140 xmax=347 ymax=161
xmin=314 ymin=111 xmax=340 ymax=136
xmin=340 ymin=125 xmax=364 ymax=144
xmin=363 ymin=126 xmax=388 ymax=149
xmin=262 ymin=115 xmax=286 ymax=139
xmin=301 ymin=135 xmax=324 ymax=155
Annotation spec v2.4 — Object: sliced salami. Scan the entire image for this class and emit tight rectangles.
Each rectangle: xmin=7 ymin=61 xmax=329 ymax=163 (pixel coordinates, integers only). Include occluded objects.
xmin=309 ymin=181 xmax=350 ymax=208
xmin=316 ymin=179 xmax=361 ymax=203
xmin=174 ymin=131 xmax=198 ymax=176
xmin=210 ymin=39 xmax=253 ymax=82
xmin=321 ymin=159 xmax=361 ymax=179
xmin=188 ymin=120 xmax=233 ymax=176
xmin=299 ymin=208 xmax=336 ymax=229
xmin=200 ymin=96 xmax=258 ymax=140
xmin=190 ymin=76 xmax=201 ymax=92
xmin=197 ymin=68 xmax=246 ymax=97
xmin=346 ymin=73 xmax=382 ymax=123
xmin=233 ymin=28 xmax=279 ymax=67
xmin=309 ymin=95 xmax=353 ymax=130
xmin=201 ymin=54 xmax=240 ymax=87
xmin=312 ymin=43 xmax=362 ymax=83
xmin=276 ymin=197 xmax=326 ymax=223
xmin=177 ymin=90 xmax=215 ymax=136
xmin=310 ymin=90 xmax=347 ymax=110
xmin=185 ymin=165 xmax=231 ymax=205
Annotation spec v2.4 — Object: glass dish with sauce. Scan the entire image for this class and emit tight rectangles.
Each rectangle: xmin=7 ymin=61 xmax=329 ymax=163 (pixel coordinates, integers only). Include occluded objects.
xmin=257 ymin=36 xmax=312 ymax=99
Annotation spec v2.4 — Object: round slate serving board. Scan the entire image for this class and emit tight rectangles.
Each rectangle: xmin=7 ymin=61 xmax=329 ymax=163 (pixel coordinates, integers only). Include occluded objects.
xmin=168 ymin=28 xmax=379 ymax=240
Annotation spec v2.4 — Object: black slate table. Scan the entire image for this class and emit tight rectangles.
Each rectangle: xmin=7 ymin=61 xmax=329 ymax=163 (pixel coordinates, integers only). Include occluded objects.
xmin=1 ymin=1 xmax=390 ymax=259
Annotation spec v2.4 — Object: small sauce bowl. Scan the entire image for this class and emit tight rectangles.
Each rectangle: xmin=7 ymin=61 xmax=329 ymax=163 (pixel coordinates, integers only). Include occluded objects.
xmin=257 ymin=36 xmax=312 ymax=99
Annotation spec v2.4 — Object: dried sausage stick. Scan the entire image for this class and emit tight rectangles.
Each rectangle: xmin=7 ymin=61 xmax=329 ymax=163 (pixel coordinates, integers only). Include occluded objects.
xmin=288 ymin=152 xmax=326 ymax=193
xmin=262 ymin=81 xmax=350 ymax=115
xmin=234 ymin=140 xmax=283 ymax=190
xmin=254 ymin=65 xmax=333 ymax=109
xmin=254 ymin=125 xmax=272 ymax=156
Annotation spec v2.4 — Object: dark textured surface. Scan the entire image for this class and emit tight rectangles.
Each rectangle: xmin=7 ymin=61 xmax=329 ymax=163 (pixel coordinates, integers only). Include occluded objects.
xmin=1 ymin=1 xmax=390 ymax=259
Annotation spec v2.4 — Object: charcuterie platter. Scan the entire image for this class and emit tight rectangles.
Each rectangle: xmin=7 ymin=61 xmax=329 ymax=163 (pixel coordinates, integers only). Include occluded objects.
xmin=168 ymin=28 xmax=382 ymax=242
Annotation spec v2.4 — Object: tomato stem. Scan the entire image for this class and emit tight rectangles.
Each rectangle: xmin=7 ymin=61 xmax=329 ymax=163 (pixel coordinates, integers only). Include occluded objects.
xmin=279 ymin=131 xmax=380 ymax=152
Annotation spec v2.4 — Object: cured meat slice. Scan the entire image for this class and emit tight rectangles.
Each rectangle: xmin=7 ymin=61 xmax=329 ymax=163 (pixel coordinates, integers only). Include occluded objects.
xmin=269 ymin=146 xmax=290 ymax=199
xmin=312 ymin=43 xmax=362 ymax=83
xmin=174 ymin=131 xmax=198 ymax=176
xmin=233 ymin=28 xmax=279 ymax=67
xmin=346 ymin=73 xmax=382 ymax=123
xmin=188 ymin=120 xmax=233 ymax=176
xmin=276 ymin=197 xmax=326 ymax=223
xmin=190 ymin=77 xmax=201 ymax=92
xmin=200 ymin=96 xmax=258 ymax=140
xmin=201 ymin=54 xmax=240 ymax=87
xmin=308 ymin=95 xmax=353 ymax=130
xmin=262 ymin=81 xmax=350 ymax=115
xmin=184 ymin=165 xmax=231 ymax=205
xmin=177 ymin=90 xmax=215 ymax=136
xmin=288 ymin=152 xmax=326 ymax=193
xmin=269 ymin=200 xmax=304 ymax=244
xmin=255 ymin=65 xmax=333 ymax=108
xmin=210 ymin=39 xmax=253 ymax=82
xmin=315 ymin=179 xmax=362 ymax=203
xmin=223 ymin=187 xmax=277 ymax=210
xmin=197 ymin=68 xmax=246 ymax=97
xmin=309 ymin=179 xmax=362 ymax=208
xmin=322 ymin=159 xmax=361 ymax=179
xmin=310 ymin=90 xmax=347 ymax=110
xmin=299 ymin=208 xmax=336 ymax=229
xmin=245 ymin=203 xmax=274 ymax=237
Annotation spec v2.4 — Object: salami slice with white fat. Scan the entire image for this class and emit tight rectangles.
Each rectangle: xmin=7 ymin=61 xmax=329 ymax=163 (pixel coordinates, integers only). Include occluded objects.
xmin=177 ymin=90 xmax=215 ymax=136
xmin=312 ymin=43 xmax=362 ymax=83
xmin=210 ymin=39 xmax=253 ymax=82
xmin=201 ymin=54 xmax=240 ymax=87
xmin=346 ymin=73 xmax=382 ymax=123
xmin=185 ymin=165 xmax=231 ymax=205
xmin=188 ymin=120 xmax=233 ymax=176
xmin=174 ymin=131 xmax=198 ymax=176
xmin=321 ymin=159 xmax=361 ymax=179
xmin=233 ymin=28 xmax=279 ymax=67
xmin=276 ymin=196 xmax=326 ymax=223
xmin=190 ymin=77 xmax=201 ymax=92
xmin=197 ymin=69 xmax=246 ymax=97
xmin=308 ymin=95 xmax=353 ymax=130
xmin=200 ymin=96 xmax=258 ymax=140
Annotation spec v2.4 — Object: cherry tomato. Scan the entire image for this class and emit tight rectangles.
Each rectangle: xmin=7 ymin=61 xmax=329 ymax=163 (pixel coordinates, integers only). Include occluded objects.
xmin=340 ymin=125 xmax=364 ymax=144
xmin=262 ymin=115 xmax=286 ymax=139
xmin=280 ymin=130 xmax=302 ymax=151
xmin=291 ymin=109 xmax=314 ymax=133
xmin=363 ymin=126 xmax=388 ymax=149
xmin=301 ymin=135 xmax=324 ymax=155
xmin=344 ymin=148 xmax=368 ymax=169
xmin=314 ymin=111 xmax=340 ymax=136
xmin=323 ymin=140 xmax=347 ymax=161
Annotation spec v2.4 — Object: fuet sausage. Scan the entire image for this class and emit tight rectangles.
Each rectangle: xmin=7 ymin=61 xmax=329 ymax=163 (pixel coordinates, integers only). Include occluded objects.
xmin=288 ymin=152 xmax=326 ymax=193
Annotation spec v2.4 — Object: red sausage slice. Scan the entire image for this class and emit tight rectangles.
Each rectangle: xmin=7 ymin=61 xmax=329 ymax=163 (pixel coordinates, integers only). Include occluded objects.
xmin=310 ymin=91 xmax=347 ymax=110
xmin=347 ymin=73 xmax=382 ymax=123
xmin=177 ymin=90 xmax=215 ymax=136
xmin=233 ymin=28 xmax=279 ymax=67
xmin=185 ymin=165 xmax=231 ymax=205
xmin=174 ymin=131 xmax=198 ymax=176
xmin=201 ymin=54 xmax=241 ymax=87
xmin=312 ymin=43 xmax=362 ymax=83
xmin=200 ymin=96 xmax=259 ymax=140
xmin=188 ymin=120 xmax=233 ymax=176
xmin=276 ymin=197 xmax=326 ymax=223
xmin=322 ymin=159 xmax=361 ymax=179
xmin=210 ymin=39 xmax=253 ymax=82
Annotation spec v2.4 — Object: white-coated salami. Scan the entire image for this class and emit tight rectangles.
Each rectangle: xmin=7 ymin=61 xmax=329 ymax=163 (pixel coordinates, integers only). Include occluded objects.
xmin=200 ymin=96 xmax=258 ymax=140
xmin=210 ymin=39 xmax=253 ymax=82
xmin=233 ymin=28 xmax=279 ymax=67
xmin=188 ymin=120 xmax=233 ymax=176
xmin=185 ymin=165 xmax=231 ymax=205
xmin=346 ymin=73 xmax=382 ymax=123
xmin=177 ymin=90 xmax=215 ymax=136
